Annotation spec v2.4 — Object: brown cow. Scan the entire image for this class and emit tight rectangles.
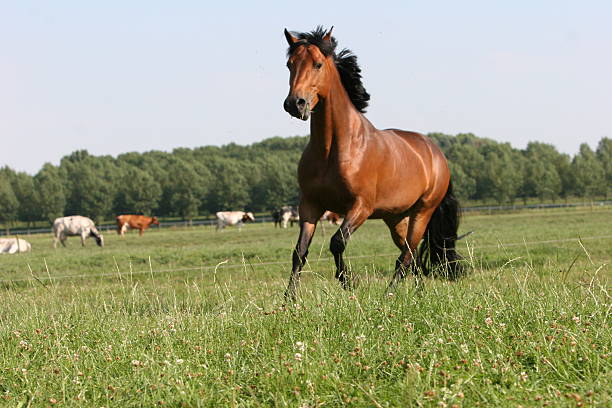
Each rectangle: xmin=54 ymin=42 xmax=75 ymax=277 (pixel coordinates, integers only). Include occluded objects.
xmin=116 ymin=215 xmax=159 ymax=237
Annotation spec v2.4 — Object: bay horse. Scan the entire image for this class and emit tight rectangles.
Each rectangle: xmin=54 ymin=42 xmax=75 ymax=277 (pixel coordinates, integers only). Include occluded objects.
xmin=283 ymin=27 xmax=464 ymax=300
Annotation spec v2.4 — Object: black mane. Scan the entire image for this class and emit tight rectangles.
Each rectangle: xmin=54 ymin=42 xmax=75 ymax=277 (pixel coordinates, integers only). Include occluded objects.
xmin=286 ymin=26 xmax=370 ymax=113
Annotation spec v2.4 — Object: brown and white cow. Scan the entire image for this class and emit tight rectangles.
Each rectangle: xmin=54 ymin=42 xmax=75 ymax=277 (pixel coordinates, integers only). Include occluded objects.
xmin=216 ymin=211 xmax=255 ymax=231
xmin=116 ymin=215 xmax=159 ymax=237
xmin=321 ymin=211 xmax=342 ymax=225
xmin=274 ymin=206 xmax=299 ymax=228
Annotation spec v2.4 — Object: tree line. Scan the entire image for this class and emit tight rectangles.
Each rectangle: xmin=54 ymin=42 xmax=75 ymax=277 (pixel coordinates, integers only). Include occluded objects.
xmin=0 ymin=134 xmax=610 ymax=228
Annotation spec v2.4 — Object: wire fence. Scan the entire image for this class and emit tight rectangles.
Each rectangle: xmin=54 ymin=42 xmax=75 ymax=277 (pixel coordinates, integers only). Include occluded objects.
xmin=1 ymin=200 xmax=611 ymax=237
xmin=1 ymin=234 xmax=610 ymax=284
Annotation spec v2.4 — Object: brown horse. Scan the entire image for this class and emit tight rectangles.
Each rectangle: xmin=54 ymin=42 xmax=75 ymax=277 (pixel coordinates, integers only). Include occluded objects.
xmin=283 ymin=27 xmax=464 ymax=300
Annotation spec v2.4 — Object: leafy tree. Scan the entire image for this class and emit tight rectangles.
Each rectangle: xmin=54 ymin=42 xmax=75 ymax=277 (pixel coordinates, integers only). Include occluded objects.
xmin=571 ymin=144 xmax=606 ymax=199
xmin=205 ymin=158 xmax=251 ymax=212
xmin=521 ymin=143 xmax=562 ymax=202
xmin=61 ymin=152 xmax=114 ymax=222
xmin=596 ymin=137 xmax=612 ymax=198
xmin=251 ymin=156 xmax=299 ymax=210
xmin=164 ymin=159 xmax=204 ymax=221
xmin=113 ymin=165 xmax=162 ymax=215
xmin=0 ymin=176 xmax=18 ymax=233
xmin=448 ymin=162 xmax=476 ymax=201
xmin=10 ymin=172 xmax=39 ymax=226
xmin=34 ymin=163 xmax=66 ymax=223
xmin=480 ymin=145 xmax=523 ymax=204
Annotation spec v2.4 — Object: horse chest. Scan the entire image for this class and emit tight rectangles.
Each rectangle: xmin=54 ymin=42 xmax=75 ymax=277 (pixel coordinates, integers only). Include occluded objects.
xmin=299 ymin=166 xmax=356 ymax=211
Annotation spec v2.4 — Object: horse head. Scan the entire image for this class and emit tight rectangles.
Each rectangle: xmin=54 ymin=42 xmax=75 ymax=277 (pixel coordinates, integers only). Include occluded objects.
xmin=283 ymin=27 xmax=335 ymax=120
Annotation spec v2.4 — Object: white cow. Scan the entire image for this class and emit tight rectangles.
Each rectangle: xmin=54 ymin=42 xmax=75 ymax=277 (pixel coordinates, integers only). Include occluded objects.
xmin=53 ymin=216 xmax=104 ymax=248
xmin=216 ymin=211 xmax=255 ymax=231
xmin=0 ymin=238 xmax=32 ymax=254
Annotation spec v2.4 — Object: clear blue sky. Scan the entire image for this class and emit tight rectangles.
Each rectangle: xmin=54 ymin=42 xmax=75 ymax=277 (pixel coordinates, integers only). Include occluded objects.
xmin=1 ymin=1 xmax=610 ymax=174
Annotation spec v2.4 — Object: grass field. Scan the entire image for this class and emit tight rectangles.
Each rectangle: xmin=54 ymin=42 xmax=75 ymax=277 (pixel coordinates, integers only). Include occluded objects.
xmin=0 ymin=208 xmax=610 ymax=407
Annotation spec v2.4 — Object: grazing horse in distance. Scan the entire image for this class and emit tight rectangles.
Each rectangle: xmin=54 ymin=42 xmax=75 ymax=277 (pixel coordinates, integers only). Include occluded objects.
xmin=216 ymin=211 xmax=255 ymax=231
xmin=116 ymin=215 xmax=159 ymax=237
xmin=0 ymin=238 xmax=32 ymax=254
xmin=53 ymin=216 xmax=104 ymax=248
xmin=272 ymin=209 xmax=282 ymax=228
xmin=282 ymin=27 xmax=464 ymax=300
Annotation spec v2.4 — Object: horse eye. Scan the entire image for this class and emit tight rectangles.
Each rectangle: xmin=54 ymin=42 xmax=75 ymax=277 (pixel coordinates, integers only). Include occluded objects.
xmin=314 ymin=62 xmax=323 ymax=69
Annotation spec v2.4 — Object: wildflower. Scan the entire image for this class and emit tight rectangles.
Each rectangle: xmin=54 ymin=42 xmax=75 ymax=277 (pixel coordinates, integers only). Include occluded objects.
xmin=484 ymin=317 xmax=493 ymax=326
xmin=460 ymin=344 xmax=469 ymax=353
xmin=175 ymin=359 xmax=184 ymax=365
xmin=295 ymin=341 xmax=306 ymax=352
xmin=294 ymin=353 xmax=303 ymax=362
xmin=519 ymin=371 xmax=528 ymax=382
xmin=572 ymin=316 xmax=580 ymax=324
xmin=355 ymin=334 xmax=366 ymax=343
xmin=224 ymin=353 xmax=232 ymax=361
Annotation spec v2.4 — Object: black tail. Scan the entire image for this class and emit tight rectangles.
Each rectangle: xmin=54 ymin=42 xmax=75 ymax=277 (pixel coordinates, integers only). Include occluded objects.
xmin=418 ymin=181 xmax=466 ymax=280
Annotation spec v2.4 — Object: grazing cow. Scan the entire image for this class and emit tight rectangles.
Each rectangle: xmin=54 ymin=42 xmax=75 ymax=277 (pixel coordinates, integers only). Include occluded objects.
xmin=216 ymin=211 xmax=255 ymax=231
xmin=273 ymin=206 xmax=299 ymax=228
xmin=0 ymin=238 xmax=32 ymax=254
xmin=280 ymin=206 xmax=299 ymax=228
xmin=53 ymin=216 xmax=104 ymax=248
xmin=321 ymin=211 xmax=342 ymax=225
xmin=116 ymin=215 xmax=159 ymax=237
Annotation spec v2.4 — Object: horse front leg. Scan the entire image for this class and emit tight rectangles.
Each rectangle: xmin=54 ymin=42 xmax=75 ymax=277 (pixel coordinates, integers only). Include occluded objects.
xmin=330 ymin=203 xmax=371 ymax=290
xmin=285 ymin=203 xmax=323 ymax=302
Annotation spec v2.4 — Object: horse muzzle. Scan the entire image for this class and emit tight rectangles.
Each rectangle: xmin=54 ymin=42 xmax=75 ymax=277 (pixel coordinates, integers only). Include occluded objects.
xmin=284 ymin=96 xmax=311 ymax=121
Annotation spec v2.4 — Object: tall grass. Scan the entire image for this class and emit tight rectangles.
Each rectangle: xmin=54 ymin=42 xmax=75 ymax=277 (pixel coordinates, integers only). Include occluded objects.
xmin=0 ymin=208 xmax=610 ymax=406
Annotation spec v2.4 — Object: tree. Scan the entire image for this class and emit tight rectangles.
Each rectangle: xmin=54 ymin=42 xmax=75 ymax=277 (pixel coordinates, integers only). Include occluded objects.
xmin=521 ymin=142 xmax=562 ymax=202
xmin=596 ymin=137 xmax=612 ymax=198
xmin=251 ymin=156 xmax=299 ymax=211
xmin=571 ymin=143 xmax=606 ymax=199
xmin=0 ymin=176 xmax=18 ymax=233
xmin=448 ymin=162 xmax=476 ymax=201
xmin=479 ymin=145 xmax=522 ymax=204
xmin=205 ymin=158 xmax=251 ymax=213
xmin=34 ymin=163 xmax=67 ymax=223
xmin=164 ymin=159 xmax=204 ymax=221
xmin=113 ymin=166 xmax=162 ymax=215
xmin=61 ymin=153 xmax=114 ymax=222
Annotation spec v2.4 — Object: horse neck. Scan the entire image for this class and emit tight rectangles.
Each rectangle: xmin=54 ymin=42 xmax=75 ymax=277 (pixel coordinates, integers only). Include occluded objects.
xmin=310 ymin=71 xmax=363 ymax=158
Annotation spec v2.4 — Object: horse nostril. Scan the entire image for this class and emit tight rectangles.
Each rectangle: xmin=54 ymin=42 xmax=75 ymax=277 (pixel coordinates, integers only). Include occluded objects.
xmin=296 ymin=98 xmax=306 ymax=108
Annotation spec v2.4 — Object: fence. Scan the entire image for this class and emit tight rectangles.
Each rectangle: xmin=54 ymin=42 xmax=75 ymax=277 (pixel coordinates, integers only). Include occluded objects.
xmin=2 ymin=200 xmax=611 ymax=237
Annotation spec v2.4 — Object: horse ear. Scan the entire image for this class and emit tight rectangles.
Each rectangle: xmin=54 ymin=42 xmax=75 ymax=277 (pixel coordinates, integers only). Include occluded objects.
xmin=323 ymin=26 xmax=334 ymax=42
xmin=284 ymin=28 xmax=298 ymax=46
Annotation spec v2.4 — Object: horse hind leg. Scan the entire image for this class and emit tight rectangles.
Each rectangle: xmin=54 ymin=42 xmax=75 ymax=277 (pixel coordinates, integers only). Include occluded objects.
xmin=386 ymin=210 xmax=433 ymax=293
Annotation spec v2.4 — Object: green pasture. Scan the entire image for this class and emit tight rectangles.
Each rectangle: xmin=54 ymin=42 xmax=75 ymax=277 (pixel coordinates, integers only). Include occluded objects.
xmin=0 ymin=208 xmax=610 ymax=407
